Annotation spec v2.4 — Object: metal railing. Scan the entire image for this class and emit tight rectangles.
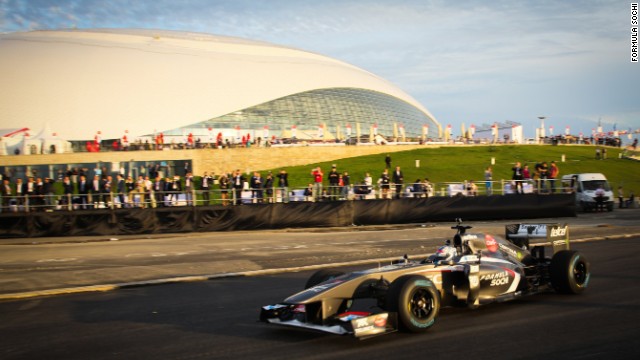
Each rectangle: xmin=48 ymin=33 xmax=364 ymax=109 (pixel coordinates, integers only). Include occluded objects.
xmin=0 ymin=179 xmax=588 ymax=213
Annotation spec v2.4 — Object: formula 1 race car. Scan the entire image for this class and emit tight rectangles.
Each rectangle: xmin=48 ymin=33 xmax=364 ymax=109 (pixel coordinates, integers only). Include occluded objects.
xmin=259 ymin=220 xmax=590 ymax=339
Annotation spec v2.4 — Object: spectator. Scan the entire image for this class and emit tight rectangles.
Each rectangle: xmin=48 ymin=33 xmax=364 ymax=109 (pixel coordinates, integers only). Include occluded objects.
xmin=116 ymin=174 xmax=126 ymax=208
xmin=626 ymin=191 xmax=635 ymax=208
xmin=135 ymin=175 xmax=147 ymax=208
xmin=311 ymin=166 xmax=323 ymax=202
xmin=14 ymin=178 xmax=25 ymax=208
xmin=523 ymin=164 xmax=531 ymax=181
xmin=379 ymin=168 xmax=391 ymax=199
xmin=539 ymin=162 xmax=549 ymax=193
xmin=364 ymin=172 xmax=373 ymax=194
xmin=43 ymin=177 xmax=55 ymax=210
xmin=328 ymin=165 xmax=340 ymax=200
xmin=341 ymin=171 xmax=351 ymax=200
xmin=153 ymin=175 xmax=165 ymax=207
xmin=71 ymin=168 xmax=79 ymax=184
xmin=549 ymin=161 xmax=559 ymax=193
xmin=184 ymin=172 xmax=194 ymax=206
xmin=466 ymin=180 xmax=478 ymax=196
xmin=90 ymin=175 xmax=102 ymax=208
xmin=277 ymin=169 xmax=289 ymax=203
xmin=219 ymin=172 xmax=230 ymax=206
xmin=77 ymin=175 xmax=90 ymax=209
xmin=512 ymin=162 xmax=524 ymax=194
xmin=353 ymin=181 xmax=370 ymax=200
xmin=231 ymin=170 xmax=245 ymax=205
xmin=422 ymin=178 xmax=432 ymax=198
xmin=62 ymin=176 xmax=74 ymax=209
xmin=143 ymin=176 xmax=152 ymax=207
xmin=1 ymin=179 xmax=13 ymax=211
xmin=24 ymin=177 xmax=36 ymax=211
xmin=618 ymin=186 xmax=625 ymax=209
xmin=392 ymin=166 xmax=404 ymax=199
xmin=102 ymin=175 xmax=113 ymax=209
xmin=250 ymin=171 xmax=263 ymax=203
xmin=34 ymin=177 xmax=45 ymax=211
xmin=484 ymin=166 xmax=493 ymax=195
xmin=149 ymin=164 xmax=160 ymax=180
xmin=201 ymin=171 xmax=213 ymax=205
xmin=264 ymin=172 xmax=274 ymax=203
xmin=385 ymin=154 xmax=391 ymax=169
xmin=303 ymin=183 xmax=313 ymax=201
xmin=167 ymin=176 xmax=182 ymax=206
xmin=125 ymin=176 xmax=135 ymax=207
xmin=412 ymin=178 xmax=424 ymax=198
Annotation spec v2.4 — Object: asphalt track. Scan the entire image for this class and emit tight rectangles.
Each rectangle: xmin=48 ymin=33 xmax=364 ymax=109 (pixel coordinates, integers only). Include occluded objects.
xmin=1 ymin=210 xmax=639 ymax=300
xmin=1 ymin=235 xmax=639 ymax=359
xmin=0 ymin=212 xmax=640 ymax=359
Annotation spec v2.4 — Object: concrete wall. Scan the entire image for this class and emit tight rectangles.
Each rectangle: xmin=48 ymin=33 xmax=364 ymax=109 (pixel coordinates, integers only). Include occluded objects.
xmin=0 ymin=144 xmax=429 ymax=176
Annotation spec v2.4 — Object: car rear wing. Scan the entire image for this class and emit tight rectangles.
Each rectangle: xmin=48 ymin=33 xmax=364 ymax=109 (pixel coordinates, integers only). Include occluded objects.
xmin=505 ymin=223 xmax=570 ymax=253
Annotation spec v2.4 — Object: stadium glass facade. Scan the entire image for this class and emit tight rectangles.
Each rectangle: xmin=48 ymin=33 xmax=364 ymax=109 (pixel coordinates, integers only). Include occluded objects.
xmin=157 ymin=88 xmax=440 ymax=141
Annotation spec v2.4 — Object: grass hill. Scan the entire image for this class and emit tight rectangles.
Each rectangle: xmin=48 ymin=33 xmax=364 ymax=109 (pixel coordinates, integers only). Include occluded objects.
xmin=270 ymin=145 xmax=640 ymax=196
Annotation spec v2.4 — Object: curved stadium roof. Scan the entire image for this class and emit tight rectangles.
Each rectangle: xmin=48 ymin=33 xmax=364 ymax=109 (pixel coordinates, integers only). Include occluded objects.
xmin=0 ymin=29 xmax=440 ymax=141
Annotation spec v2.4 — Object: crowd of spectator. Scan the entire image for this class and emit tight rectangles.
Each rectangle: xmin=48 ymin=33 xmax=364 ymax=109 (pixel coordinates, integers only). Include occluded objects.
xmin=1 ymin=146 xmax=634 ymax=213
xmin=80 ymin=134 xmax=302 ymax=153
xmin=0 ymin=158 xmax=439 ymax=212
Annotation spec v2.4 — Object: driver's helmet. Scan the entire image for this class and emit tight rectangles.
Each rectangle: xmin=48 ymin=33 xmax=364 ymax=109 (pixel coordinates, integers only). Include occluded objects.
xmin=435 ymin=245 xmax=457 ymax=262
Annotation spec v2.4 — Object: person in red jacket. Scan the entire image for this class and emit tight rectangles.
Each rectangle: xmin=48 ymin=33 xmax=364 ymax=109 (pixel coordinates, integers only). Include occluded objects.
xmin=549 ymin=161 xmax=560 ymax=193
xmin=311 ymin=167 xmax=323 ymax=202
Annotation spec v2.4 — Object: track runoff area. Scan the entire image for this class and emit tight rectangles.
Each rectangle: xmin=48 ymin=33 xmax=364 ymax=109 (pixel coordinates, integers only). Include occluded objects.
xmin=1 ymin=213 xmax=638 ymax=301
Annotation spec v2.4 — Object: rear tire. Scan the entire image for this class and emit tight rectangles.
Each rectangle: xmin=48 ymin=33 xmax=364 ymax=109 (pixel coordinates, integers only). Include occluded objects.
xmin=386 ymin=275 xmax=440 ymax=332
xmin=550 ymin=250 xmax=590 ymax=294
xmin=304 ymin=269 xmax=345 ymax=289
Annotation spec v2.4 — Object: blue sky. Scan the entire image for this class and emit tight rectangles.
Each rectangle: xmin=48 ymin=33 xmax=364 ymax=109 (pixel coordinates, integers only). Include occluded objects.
xmin=2 ymin=0 xmax=638 ymax=139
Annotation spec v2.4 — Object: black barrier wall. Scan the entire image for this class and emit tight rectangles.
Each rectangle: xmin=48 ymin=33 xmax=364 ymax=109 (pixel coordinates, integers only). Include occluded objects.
xmin=0 ymin=194 xmax=575 ymax=238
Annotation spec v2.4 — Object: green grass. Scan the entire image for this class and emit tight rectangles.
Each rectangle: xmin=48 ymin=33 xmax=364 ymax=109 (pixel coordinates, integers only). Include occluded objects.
xmin=268 ymin=145 xmax=640 ymax=196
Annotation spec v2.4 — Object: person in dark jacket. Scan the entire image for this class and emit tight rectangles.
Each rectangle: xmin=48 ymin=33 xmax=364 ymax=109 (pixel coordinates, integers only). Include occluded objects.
xmin=43 ymin=177 xmax=55 ymax=210
xmin=77 ymin=175 xmax=90 ymax=209
xmin=277 ymin=169 xmax=289 ymax=203
xmin=62 ymin=176 xmax=74 ymax=208
xmin=392 ymin=166 xmax=404 ymax=199
xmin=116 ymin=174 xmax=126 ymax=208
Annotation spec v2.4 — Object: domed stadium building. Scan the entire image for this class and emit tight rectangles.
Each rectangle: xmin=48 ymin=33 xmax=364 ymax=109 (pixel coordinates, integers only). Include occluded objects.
xmin=0 ymin=29 xmax=441 ymax=148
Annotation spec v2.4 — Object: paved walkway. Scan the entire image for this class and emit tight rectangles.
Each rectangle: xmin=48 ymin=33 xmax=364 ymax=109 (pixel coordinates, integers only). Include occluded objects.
xmin=1 ymin=210 xmax=638 ymax=301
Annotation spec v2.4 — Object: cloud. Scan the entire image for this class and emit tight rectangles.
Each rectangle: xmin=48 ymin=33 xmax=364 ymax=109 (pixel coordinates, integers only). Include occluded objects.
xmin=1 ymin=0 xmax=637 ymax=137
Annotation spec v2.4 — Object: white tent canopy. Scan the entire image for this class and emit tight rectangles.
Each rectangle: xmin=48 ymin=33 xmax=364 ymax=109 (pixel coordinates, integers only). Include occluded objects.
xmin=1 ymin=124 xmax=72 ymax=155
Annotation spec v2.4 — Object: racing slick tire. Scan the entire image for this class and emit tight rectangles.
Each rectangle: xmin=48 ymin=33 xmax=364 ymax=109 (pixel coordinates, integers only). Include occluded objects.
xmin=386 ymin=275 xmax=440 ymax=333
xmin=304 ymin=269 xmax=345 ymax=289
xmin=550 ymin=250 xmax=590 ymax=294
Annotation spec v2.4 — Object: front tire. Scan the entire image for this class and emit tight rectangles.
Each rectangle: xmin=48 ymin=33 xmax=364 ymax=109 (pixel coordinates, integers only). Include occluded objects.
xmin=550 ymin=250 xmax=590 ymax=294
xmin=304 ymin=269 xmax=345 ymax=289
xmin=386 ymin=275 xmax=440 ymax=332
